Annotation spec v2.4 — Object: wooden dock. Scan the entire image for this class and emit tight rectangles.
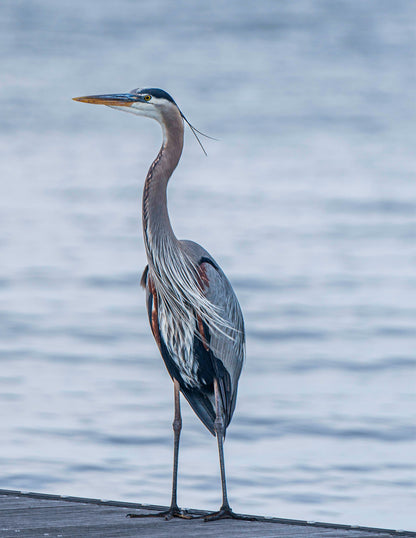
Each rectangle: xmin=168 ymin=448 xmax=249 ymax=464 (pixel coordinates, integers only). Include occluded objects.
xmin=0 ymin=489 xmax=414 ymax=537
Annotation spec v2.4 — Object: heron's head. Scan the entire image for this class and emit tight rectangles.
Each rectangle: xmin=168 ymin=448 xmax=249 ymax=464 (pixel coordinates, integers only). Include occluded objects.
xmin=73 ymin=87 xmax=212 ymax=153
xmin=73 ymin=87 xmax=180 ymax=124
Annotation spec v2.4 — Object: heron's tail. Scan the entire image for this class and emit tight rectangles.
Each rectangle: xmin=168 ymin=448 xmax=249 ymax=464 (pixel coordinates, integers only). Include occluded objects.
xmin=180 ymin=386 xmax=216 ymax=436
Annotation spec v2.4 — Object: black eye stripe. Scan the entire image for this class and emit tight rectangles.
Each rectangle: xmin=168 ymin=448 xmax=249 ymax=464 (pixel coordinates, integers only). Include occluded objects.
xmin=139 ymin=88 xmax=176 ymax=104
xmin=129 ymin=87 xmax=178 ymax=105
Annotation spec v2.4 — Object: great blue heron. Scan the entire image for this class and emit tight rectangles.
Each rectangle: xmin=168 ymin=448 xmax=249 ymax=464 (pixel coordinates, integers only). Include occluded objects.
xmin=73 ymin=88 xmax=246 ymax=522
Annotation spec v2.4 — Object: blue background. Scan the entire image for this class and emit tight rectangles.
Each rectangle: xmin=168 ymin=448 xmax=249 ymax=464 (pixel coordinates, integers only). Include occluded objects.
xmin=1 ymin=0 xmax=415 ymax=530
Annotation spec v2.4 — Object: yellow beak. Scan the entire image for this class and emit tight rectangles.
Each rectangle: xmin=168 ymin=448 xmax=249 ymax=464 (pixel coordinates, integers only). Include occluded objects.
xmin=72 ymin=93 xmax=140 ymax=106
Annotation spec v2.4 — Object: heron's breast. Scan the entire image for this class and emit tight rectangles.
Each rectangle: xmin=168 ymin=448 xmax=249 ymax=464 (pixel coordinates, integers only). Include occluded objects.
xmin=157 ymin=301 xmax=199 ymax=388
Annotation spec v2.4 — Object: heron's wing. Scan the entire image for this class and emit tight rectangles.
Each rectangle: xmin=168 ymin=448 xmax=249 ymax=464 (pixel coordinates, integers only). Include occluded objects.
xmin=141 ymin=264 xmax=217 ymax=435
xmin=141 ymin=260 xmax=244 ymax=433
xmin=197 ymin=259 xmax=245 ymax=428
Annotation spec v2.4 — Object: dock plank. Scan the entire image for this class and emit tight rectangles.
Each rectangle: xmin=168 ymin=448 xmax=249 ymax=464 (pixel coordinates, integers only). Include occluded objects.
xmin=0 ymin=490 xmax=414 ymax=537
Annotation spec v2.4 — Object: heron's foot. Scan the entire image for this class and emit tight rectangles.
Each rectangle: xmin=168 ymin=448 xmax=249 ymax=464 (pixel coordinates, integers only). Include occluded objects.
xmin=127 ymin=505 xmax=192 ymax=520
xmin=203 ymin=505 xmax=257 ymax=522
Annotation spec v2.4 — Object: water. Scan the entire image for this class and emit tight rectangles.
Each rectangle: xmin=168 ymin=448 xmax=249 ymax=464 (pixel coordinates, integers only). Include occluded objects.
xmin=1 ymin=0 xmax=416 ymax=531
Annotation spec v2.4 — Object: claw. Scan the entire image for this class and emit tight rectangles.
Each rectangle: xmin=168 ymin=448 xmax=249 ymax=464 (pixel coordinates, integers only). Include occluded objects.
xmin=203 ymin=506 xmax=258 ymax=522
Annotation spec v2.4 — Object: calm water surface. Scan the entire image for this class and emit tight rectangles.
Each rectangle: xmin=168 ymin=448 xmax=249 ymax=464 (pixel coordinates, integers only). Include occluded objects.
xmin=1 ymin=0 xmax=416 ymax=531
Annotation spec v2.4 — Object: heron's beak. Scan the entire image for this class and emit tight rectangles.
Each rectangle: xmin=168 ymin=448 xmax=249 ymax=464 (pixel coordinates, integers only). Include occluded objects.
xmin=72 ymin=93 xmax=139 ymax=106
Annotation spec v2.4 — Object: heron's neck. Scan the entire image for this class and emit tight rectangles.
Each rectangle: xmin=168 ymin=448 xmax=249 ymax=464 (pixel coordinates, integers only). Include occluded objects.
xmin=142 ymin=112 xmax=184 ymax=266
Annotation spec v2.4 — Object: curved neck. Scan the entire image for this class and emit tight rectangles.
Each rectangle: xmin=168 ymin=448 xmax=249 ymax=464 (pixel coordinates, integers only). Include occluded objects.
xmin=142 ymin=109 xmax=184 ymax=265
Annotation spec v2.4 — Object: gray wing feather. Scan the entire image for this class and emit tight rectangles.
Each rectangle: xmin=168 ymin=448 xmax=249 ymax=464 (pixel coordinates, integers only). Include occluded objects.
xmin=200 ymin=260 xmax=245 ymax=425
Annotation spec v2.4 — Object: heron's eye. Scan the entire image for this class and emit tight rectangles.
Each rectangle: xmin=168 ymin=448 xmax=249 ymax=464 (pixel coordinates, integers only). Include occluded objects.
xmin=144 ymin=95 xmax=152 ymax=101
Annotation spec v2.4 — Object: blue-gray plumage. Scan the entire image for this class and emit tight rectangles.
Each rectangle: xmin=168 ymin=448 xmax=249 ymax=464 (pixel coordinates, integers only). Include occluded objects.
xmin=141 ymin=242 xmax=244 ymax=435
xmin=73 ymin=87 xmax=246 ymax=522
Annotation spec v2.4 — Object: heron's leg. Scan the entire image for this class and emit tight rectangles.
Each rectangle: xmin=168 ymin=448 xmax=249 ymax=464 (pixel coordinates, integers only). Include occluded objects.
xmin=127 ymin=380 xmax=191 ymax=520
xmin=203 ymin=379 xmax=255 ymax=523
xmin=169 ymin=378 xmax=182 ymax=512
xmin=215 ymin=379 xmax=231 ymax=512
